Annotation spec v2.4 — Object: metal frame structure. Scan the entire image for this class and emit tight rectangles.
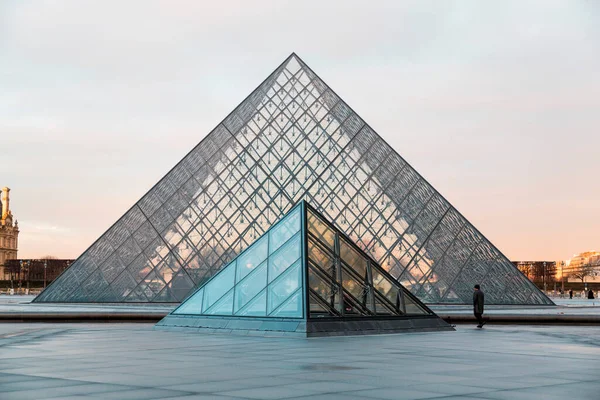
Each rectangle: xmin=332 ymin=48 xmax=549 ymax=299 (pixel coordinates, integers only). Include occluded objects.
xmin=35 ymin=53 xmax=553 ymax=305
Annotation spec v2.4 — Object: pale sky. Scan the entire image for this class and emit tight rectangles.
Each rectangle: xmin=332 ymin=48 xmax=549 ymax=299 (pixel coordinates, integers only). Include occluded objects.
xmin=1 ymin=0 xmax=598 ymax=261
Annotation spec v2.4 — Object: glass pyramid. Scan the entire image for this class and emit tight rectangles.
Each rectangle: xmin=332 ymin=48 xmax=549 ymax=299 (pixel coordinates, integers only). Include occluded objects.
xmin=157 ymin=201 xmax=451 ymax=336
xmin=34 ymin=53 xmax=552 ymax=306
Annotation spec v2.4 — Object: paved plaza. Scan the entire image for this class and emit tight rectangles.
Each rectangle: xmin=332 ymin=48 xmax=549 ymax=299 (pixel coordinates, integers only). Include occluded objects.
xmin=3 ymin=296 xmax=600 ymax=324
xmin=1 ymin=322 xmax=599 ymax=399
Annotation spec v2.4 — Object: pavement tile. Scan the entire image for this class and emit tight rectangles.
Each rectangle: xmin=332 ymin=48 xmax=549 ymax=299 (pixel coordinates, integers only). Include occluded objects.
xmin=406 ymin=383 xmax=499 ymax=396
xmin=467 ymin=390 xmax=567 ymax=400
xmin=0 ymin=322 xmax=599 ymax=400
xmin=217 ymin=386 xmax=320 ymax=399
xmin=0 ymin=383 xmax=140 ymax=400
xmin=131 ymin=396 xmax=248 ymax=400
xmin=160 ymin=376 xmax=300 ymax=393
xmin=288 ymin=394 xmax=374 ymax=400
xmin=0 ymin=373 xmax=47 ymax=383
xmin=86 ymin=388 xmax=195 ymax=399
xmin=278 ymin=381 xmax=377 ymax=393
xmin=0 ymin=377 xmax=89 ymax=392
xmin=347 ymin=388 xmax=447 ymax=399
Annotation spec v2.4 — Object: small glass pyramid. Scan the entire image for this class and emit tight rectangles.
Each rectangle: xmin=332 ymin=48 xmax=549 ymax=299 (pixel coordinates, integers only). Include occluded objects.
xmin=156 ymin=201 xmax=452 ymax=336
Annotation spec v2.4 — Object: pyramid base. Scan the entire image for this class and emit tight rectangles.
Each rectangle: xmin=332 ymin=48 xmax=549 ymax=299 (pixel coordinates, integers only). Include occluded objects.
xmin=155 ymin=315 xmax=454 ymax=337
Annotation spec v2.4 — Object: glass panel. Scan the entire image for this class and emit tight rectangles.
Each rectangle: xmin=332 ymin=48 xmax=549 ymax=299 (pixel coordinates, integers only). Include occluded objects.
xmin=340 ymin=239 xmax=367 ymax=279
xmin=342 ymin=292 xmax=369 ymax=316
xmin=173 ymin=288 xmax=203 ymax=315
xmin=374 ymin=292 xmax=395 ymax=315
xmin=234 ymin=261 xmax=267 ymax=313
xmin=237 ymin=235 xmax=268 ymax=281
xmin=307 ymin=209 xmax=335 ymax=250
xmin=125 ymin=285 xmax=147 ymax=302
xmin=236 ymin=289 xmax=267 ymax=316
xmin=388 ymin=286 xmax=401 ymax=310
xmin=270 ymin=289 xmax=302 ymax=318
xmin=308 ymin=264 xmax=340 ymax=313
xmin=372 ymin=269 xmax=397 ymax=304
xmin=268 ymin=260 xmax=302 ymax=313
xmin=309 ymin=293 xmax=337 ymax=317
xmin=404 ymin=295 xmax=429 ymax=315
xmin=269 ymin=206 xmax=301 ymax=253
xmin=268 ymin=233 xmax=301 ymax=283
xmin=204 ymin=289 xmax=234 ymax=315
xmin=341 ymin=266 xmax=372 ymax=312
xmin=152 ymin=286 xmax=176 ymax=302
xmin=167 ymin=271 xmax=195 ymax=302
xmin=202 ymin=262 xmax=235 ymax=312
xmin=308 ymin=239 xmax=334 ymax=273
xmin=144 ymin=271 xmax=166 ymax=296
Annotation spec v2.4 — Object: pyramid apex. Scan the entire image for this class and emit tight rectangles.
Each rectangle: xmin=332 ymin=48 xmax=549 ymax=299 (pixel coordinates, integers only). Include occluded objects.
xmin=285 ymin=52 xmax=305 ymax=63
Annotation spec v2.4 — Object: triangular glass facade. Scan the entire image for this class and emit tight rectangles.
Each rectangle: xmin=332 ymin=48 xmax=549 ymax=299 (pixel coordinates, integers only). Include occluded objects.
xmin=305 ymin=203 xmax=430 ymax=318
xmin=35 ymin=53 xmax=552 ymax=306
xmin=158 ymin=202 xmax=445 ymax=336
xmin=172 ymin=204 xmax=304 ymax=318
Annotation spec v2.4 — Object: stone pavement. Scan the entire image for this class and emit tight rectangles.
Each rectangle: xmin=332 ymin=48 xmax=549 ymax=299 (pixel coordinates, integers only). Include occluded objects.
xmin=432 ymin=297 xmax=600 ymax=314
xmin=3 ymin=295 xmax=600 ymax=325
xmin=0 ymin=295 xmax=172 ymax=321
xmin=1 ymin=322 xmax=599 ymax=399
xmin=431 ymin=297 xmax=600 ymax=324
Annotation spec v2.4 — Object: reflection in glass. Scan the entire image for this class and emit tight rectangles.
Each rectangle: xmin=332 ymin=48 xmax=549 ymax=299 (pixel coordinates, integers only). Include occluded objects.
xmin=270 ymin=290 xmax=302 ymax=317
xmin=237 ymin=289 xmax=267 ymax=316
xmin=307 ymin=211 xmax=335 ymax=250
xmin=308 ymin=264 xmax=340 ymax=314
xmin=234 ymin=261 xmax=267 ymax=313
xmin=269 ymin=207 xmax=301 ymax=253
xmin=268 ymin=260 xmax=302 ymax=314
xmin=268 ymin=233 xmax=301 ymax=283
xmin=340 ymin=239 xmax=367 ymax=279
xmin=306 ymin=205 xmax=431 ymax=317
xmin=173 ymin=288 xmax=203 ymax=314
xmin=341 ymin=266 xmax=372 ymax=314
xmin=237 ymin=239 xmax=264 ymax=276
xmin=202 ymin=262 xmax=235 ymax=312
xmin=308 ymin=239 xmax=334 ymax=274
xmin=204 ymin=290 xmax=234 ymax=315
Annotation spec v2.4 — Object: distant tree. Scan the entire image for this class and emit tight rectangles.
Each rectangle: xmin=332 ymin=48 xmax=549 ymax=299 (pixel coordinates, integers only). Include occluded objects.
xmin=39 ymin=255 xmax=58 ymax=260
xmin=570 ymin=263 xmax=599 ymax=283
xmin=518 ymin=263 xmax=533 ymax=278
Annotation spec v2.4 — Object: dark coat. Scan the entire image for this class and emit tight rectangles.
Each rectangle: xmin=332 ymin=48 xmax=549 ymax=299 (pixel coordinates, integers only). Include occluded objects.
xmin=473 ymin=290 xmax=485 ymax=314
xmin=588 ymin=290 xmax=595 ymax=299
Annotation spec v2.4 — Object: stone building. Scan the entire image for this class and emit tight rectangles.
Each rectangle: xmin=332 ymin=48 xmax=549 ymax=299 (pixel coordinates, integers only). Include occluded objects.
xmin=0 ymin=187 xmax=19 ymax=278
xmin=564 ymin=251 xmax=600 ymax=283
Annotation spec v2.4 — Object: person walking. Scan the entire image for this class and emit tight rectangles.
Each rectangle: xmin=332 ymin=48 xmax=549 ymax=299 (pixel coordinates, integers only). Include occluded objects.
xmin=588 ymin=289 xmax=595 ymax=300
xmin=473 ymin=284 xmax=485 ymax=328
xmin=569 ymin=289 xmax=573 ymax=299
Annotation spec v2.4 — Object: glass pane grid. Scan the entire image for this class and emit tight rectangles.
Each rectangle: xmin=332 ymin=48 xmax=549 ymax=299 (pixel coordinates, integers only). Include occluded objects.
xmin=38 ymin=54 xmax=552 ymax=306
xmin=170 ymin=203 xmax=305 ymax=318
xmin=305 ymin=205 xmax=431 ymax=318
